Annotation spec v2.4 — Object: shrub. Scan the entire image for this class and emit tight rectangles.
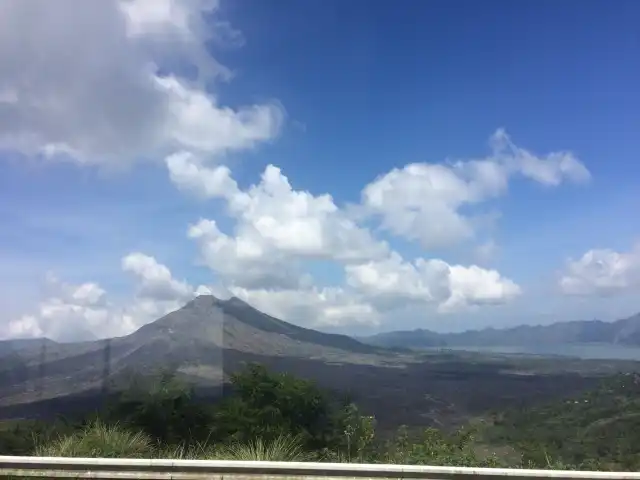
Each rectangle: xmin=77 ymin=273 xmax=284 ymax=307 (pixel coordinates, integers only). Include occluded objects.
xmin=35 ymin=420 xmax=154 ymax=458
xmin=213 ymin=434 xmax=313 ymax=461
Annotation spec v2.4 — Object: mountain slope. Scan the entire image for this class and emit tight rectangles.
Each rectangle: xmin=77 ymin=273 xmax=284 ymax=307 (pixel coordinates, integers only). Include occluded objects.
xmin=0 ymin=338 xmax=58 ymax=356
xmin=0 ymin=295 xmax=387 ymax=409
xmin=360 ymin=313 xmax=640 ymax=349
xmin=488 ymin=374 xmax=640 ymax=469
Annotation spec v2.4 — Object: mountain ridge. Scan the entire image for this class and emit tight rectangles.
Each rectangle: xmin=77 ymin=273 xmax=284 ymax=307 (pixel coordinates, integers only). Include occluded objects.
xmin=0 ymin=295 xmax=392 ymax=412
xmin=359 ymin=313 xmax=640 ymax=349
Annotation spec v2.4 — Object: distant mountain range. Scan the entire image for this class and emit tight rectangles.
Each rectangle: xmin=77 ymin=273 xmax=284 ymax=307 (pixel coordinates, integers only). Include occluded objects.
xmin=358 ymin=313 xmax=640 ymax=349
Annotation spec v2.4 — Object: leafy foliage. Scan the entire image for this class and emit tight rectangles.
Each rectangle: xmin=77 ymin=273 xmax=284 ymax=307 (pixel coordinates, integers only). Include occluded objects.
xmin=104 ymin=370 xmax=215 ymax=445
xmin=382 ymin=426 xmax=502 ymax=467
xmin=213 ymin=363 xmax=334 ymax=448
xmin=1 ymin=365 xmax=638 ymax=471
xmin=331 ymin=403 xmax=376 ymax=462
xmin=488 ymin=374 xmax=640 ymax=470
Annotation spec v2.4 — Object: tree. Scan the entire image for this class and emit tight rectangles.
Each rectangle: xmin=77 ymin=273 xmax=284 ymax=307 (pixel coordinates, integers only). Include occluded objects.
xmin=333 ymin=403 xmax=376 ymax=462
xmin=105 ymin=370 xmax=215 ymax=445
xmin=384 ymin=426 xmax=501 ymax=467
xmin=214 ymin=363 xmax=333 ymax=448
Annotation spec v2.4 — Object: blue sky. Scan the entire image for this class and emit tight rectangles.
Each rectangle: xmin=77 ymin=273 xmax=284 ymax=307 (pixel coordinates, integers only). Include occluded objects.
xmin=0 ymin=0 xmax=639 ymax=340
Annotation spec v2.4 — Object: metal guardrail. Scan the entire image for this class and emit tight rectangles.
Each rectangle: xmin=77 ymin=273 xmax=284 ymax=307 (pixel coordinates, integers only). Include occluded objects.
xmin=2 ymin=456 xmax=640 ymax=480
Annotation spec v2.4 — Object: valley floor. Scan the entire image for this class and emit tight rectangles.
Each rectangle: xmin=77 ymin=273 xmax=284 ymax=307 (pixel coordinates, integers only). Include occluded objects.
xmin=2 ymin=349 xmax=638 ymax=432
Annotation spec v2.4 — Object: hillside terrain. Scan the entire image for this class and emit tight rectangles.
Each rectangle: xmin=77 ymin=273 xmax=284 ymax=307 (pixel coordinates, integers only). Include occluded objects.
xmin=1 ymin=296 xmax=637 ymax=431
xmin=0 ymin=295 xmax=390 ymax=405
xmin=360 ymin=313 xmax=640 ymax=349
xmin=0 ymin=338 xmax=58 ymax=356
xmin=487 ymin=373 xmax=640 ymax=470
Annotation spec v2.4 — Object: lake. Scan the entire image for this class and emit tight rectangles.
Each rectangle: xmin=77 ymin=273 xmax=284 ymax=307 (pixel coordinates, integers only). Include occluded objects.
xmin=426 ymin=344 xmax=640 ymax=361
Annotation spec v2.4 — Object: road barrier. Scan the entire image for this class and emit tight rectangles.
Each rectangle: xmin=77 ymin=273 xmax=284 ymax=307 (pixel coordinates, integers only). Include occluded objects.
xmin=2 ymin=456 xmax=640 ymax=480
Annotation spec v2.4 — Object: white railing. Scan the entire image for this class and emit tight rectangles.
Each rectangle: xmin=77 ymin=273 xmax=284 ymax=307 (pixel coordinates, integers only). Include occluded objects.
xmin=2 ymin=457 xmax=640 ymax=480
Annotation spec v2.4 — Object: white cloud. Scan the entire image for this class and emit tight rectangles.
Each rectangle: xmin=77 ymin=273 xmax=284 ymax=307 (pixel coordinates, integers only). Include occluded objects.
xmin=5 ymin=315 xmax=44 ymax=340
xmin=122 ymin=252 xmax=193 ymax=301
xmin=230 ymin=287 xmax=381 ymax=328
xmin=345 ymin=253 xmax=521 ymax=313
xmin=188 ymin=218 xmax=306 ymax=290
xmin=3 ymin=277 xmax=119 ymax=342
xmin=176 ymin=161 xmax=522 ymax=320
xmin=441 ymin=264 xmax=522 ymax=312
xmin=0 ymin=0 xmax=282 ymax=165
xmin=180 ymin=163 xmax=390 ymax=289
xmin=229 ymin=165 xmax=388 ymax=262
xmin=70 ymin=283 xmax=108 ymax=306
xmin=362 ymin=163 xmax=477 ymax=248
xmin=361 ymin=129 xmax=590 ymax=249
xmin=166 ymin=151 xmax=242 ymax=199
xmin=156 ymin=76 xmax=283 ymax=156
xmin=169 ymin=155 xmax=526 ymax=324
xmin=1 ymin=254 xmax=210 ymax=341
xmin=490 ymin=129 xmax=591 ymax=186
xmin=559 ymin=244 xmax=640 ymax=296
xmin=345 ymin=253 xmax=449 ymax=309
xmin=118 ymin=252 xmax=215 ymax=332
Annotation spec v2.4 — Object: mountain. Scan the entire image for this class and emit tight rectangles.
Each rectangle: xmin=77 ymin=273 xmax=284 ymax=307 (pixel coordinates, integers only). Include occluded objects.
xmin=0 ymin=337 xmax=58 ymax=356
xmin=0 ymin=295 xmax=389 ymax=414
xmin=0 ymin=296 xmax=619 ymax=430
xmin=360 ymin=313 xmax=640 ymax=349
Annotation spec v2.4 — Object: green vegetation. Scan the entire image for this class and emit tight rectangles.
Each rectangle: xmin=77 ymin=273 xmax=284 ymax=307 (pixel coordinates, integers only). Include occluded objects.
xmin=214 ymin=434 xmax=314 ymax=461
xmin=488 ymin=373 xmax=640 ymax=471
xmin=35 ymin=421 xmax=154 ymax=458
xmin=1 ymin=364 xmax=639 ymax=470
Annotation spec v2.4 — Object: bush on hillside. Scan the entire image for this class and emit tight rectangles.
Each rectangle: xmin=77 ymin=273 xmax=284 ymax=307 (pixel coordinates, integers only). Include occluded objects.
xmin=105 ymin=371 xmax=215 ymax=445
xmin=213 ymin=363 xmax=334 ymax=448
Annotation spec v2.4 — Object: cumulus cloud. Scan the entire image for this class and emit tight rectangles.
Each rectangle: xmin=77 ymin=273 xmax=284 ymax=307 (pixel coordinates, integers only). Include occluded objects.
xmin=176 ymin=162 xmax=522 ymax=319
xmin=188 ymin=218 xmax=306 ymax=290
xmin=3 ymin=276 xmax=119 ymax=341
xmin=559 ymin=244 xmax=640 ymax=296
xmin=441 ymin=264 xmax=522 ymax=312
xmin=1 ymin=254 xmax=210 ymax=341
xmin=345 ymin=253 xmax=450 ymax=309
xmin=163 ymin=150 xmax=527 ymax=323
xmin=166 ymin=151 xmax=241 ymax=198
xmin=345 ymin=253 xmax=521 ymax=313
xmin=489 ymin=128 xmax=591 ymax=186
xmin=230 ymin=286 xmax=381 ymax=328
xmin=122 ymin=252 xmax=193 ymax=302
xmin=180 ymin=162 xmax=390 ymax=288
xmin=361 ymin=129 xmax=590 ymax=249
xmin=0 ymin=0 xmax=282 ymax=165
xmin=119 ymin=0 xmax=239 ymax=75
